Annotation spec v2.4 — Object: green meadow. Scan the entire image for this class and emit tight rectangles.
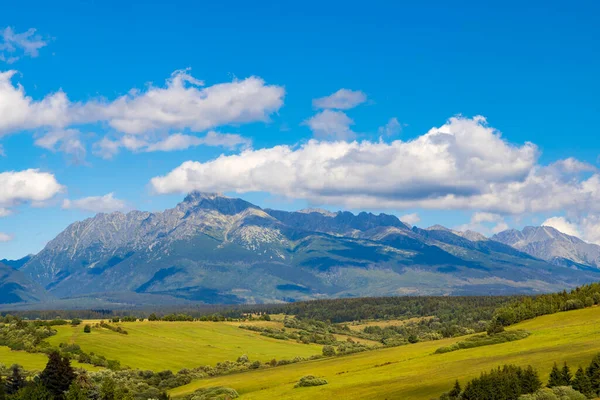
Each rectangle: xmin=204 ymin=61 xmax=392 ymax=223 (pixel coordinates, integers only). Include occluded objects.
xmin=47 ymin=320 xmax=323 ymax=371
xmin=170 ymin=306 xmax=600 ymax=399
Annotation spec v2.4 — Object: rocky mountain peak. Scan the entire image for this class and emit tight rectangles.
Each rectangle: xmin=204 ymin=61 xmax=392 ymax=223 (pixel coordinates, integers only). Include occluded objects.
xmin=181 ymin=191 xmax=259 ymax=215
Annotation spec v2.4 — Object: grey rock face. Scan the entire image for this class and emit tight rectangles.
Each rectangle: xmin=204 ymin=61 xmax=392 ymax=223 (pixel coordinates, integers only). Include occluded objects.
xmin=492 ymin=226 xmax=600 ymax=268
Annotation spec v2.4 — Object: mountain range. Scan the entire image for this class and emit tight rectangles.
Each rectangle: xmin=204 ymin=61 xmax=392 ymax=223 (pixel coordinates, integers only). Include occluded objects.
xmin=3 ymin=192 xmax=600 ymax=309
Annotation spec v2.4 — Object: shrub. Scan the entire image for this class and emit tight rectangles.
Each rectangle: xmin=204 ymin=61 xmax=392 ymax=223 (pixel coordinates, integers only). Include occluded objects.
xmin=83 ymin=325 xmax=91 ymax=333
xmin=294 ymin=375 xmax=328 ymax=388
xmin=322 ymin=345 xmax=336 ymax=357
xmin=185 ymin=386 xmax=239 ymax=400
xmin=71 ymin=318 xmax=82 ymax=326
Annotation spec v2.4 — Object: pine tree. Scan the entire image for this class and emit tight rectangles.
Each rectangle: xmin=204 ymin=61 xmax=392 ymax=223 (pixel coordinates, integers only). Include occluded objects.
xmin=448 ymin=380 xmax=461 ymax=399
xmin=561 ymin=362 xmax=572 ymax=386
xmin=40 ymin=351 xmax=76 ymax=398
xmin=521 ymin=365 xmax=543 ymax=394
xmin=5 ymin=365 xmax=26 ymax=395
xmin=587 ymin=353 xmax=600 ymax=394
xmin=573 ymin=366 xmax=594 ymax=398
xmin=548 ymin=362 xmax=564 ymax=387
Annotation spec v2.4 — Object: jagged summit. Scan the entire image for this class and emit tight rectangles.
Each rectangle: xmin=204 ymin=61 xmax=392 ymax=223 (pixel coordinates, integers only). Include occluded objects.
xmin=297 ymin=208 xmax=338 ymax=217
xmin=426 ymin=224 xmax=452 ymax=232
xmin=182 ymin=191 xmax=259 ymax=215
xmin=493 ymin=226 xmax=600 ymax=268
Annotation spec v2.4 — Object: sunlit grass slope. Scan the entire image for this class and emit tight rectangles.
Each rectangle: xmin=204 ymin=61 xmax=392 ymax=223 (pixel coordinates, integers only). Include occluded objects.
xmin=171 ymin=306 xmax=600 ymax=400
xmin=48 ymin=320 xmax=322 ymax=371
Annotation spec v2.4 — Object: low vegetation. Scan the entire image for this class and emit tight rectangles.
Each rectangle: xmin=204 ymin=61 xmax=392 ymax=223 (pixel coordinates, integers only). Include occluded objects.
xmin=435 ymin=330 xmax=530 ymax=354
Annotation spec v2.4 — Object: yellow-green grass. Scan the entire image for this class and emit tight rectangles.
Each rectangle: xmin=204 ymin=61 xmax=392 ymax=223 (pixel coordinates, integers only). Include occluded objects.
xmin=346 ymin=316 xmax=433 ymax=331
xmin=170 ymin=306 xmax=600 ymax=400
xmin=0 ymin=346 xmax=102 ymax=372
xmin=0 ymin=347 xmax=48 ymax=371
xmin=48 ymin=320 xmax=322 ymax=372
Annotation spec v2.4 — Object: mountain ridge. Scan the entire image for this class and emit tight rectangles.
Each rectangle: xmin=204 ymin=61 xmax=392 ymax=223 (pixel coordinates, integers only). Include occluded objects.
xmin=4 ymin=192 xmax=600 ymax=307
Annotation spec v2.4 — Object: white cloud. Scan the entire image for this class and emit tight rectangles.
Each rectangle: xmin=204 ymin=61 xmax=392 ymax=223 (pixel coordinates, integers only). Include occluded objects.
xmin=0 ymin=70 xmax=71 ymax=136
xmin=0 ymin=232 xmax=12 ymax=242
xmin=0 ymin=69 xmax=284 ymax=142
xmin=84 ymin=69 xmax=284 ymax=135
xmin=303 ymin=110 xmax=356 ymax=140
xmin=378 ymin=117 xmax=402 ymax=136
xmin=94 ymin=131 xmax=250 ymax=158
xmin=542 ymin=216 xmax=581 ymax=237
xmin=152 ymin=116 xmax=543 ymax=213
xmin=62 ymin=193 xmax=126 ymax=213
xmin=400 ymin=212 xmax=420 ymax=226
xmin=34 ymin=129 xmax=86 ymax=163
xmin=455 ymin=212 xmax=508 ymax=236
xmin=313 ymin=89 xmax=367 ymax=110
xmin=0 ymin=169 xmax=63 ymax=209
xmin=0 ymin=27 xmax=48 ymax=63
xmin=0 ymin=208 xmax=11 ymax=217
xmin=146 ymin=131 xmax=251 ymax=152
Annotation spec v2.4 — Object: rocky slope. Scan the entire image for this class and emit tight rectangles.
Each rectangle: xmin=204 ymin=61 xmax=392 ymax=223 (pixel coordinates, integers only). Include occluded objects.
xmin=7 ymin=193 xmax=600 ymax=307
xmin=492 ymin=226 xmax=600 ymax=269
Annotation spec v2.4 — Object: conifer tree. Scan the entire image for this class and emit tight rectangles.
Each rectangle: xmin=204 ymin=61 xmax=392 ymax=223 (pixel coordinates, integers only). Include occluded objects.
xmin=5 ymin=365 xmax=26 ymax=395
xmin=561 ymin=362 xmax=572 ymax=386
xmin=573 ymin=366 xmax=594 ymax=398
xmin=521 ymin=365 xmax=542 ymax=394
xmin=548 ymin=362 xmax=564 ymax=387
xmin=40 ymin=351 xmax=76 ymax=398
xmin=587 ymin=353 xmax=600 ymax=394
xmin=448 ymin=380 xmax=461 ymax=399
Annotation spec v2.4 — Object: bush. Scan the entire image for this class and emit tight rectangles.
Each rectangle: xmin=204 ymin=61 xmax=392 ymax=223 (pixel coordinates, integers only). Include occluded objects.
xmin=83 ymin=325 xmax=91 ymax=333
xmin=71 ymin=318 xmax=82 ymax=326
xmin=294 ymin=375 xmax=328 ymax=388
xmin=322 ymin=345 xmax=336 ymax=357
xmin=185 ymin=386 xmax=239 ymax=400
xmin=518 ymin=386 xmax=587 ymax=400
xmin=435 ymin=330 xmax=530 ymax=354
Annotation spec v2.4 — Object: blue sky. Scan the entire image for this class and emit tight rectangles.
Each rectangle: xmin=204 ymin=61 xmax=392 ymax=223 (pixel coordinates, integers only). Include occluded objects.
xmin=1 ymin=0 xmax=599 ymax=259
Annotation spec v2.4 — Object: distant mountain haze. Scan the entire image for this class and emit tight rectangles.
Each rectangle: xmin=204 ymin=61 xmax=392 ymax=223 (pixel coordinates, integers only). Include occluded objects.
xmin=2 ymin=192 xmax=600 ymax=308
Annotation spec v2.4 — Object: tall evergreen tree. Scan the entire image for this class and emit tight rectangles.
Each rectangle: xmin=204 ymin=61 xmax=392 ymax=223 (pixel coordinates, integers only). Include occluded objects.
xmin=561 ymin=362 xmax=572 ymax=386
xmin=448 ymin=380 xmax=461 ymax=399
xmin=548 ymin=362 xmax=564 ymax=387
xmin=521 ymin=365 xmax=543 ymax=394
xmin=40 ymin=351 xmax=76 ymax=399
xmin=587 ymin=353 xmax=600 ymax=394
xmin=573 ymin=366 xmax=594 ymax=398
xmin=5 ymin=365 xmax=26 ymax=395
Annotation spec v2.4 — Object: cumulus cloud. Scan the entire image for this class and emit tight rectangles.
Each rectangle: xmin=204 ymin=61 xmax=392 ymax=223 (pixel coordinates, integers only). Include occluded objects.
xmin=34 ymin=129 xmax=86 ymax=163
xmin=542 ymin=216 xmax=581 ymax=237
xmin=378 ymin=117 xmax=402 ymax=136
xmin=152 ymin=116 xmax=546 ymax=213
xmin=400 ymin=212 xmax=420 ymax=226
xmin=303 ymin=110 xmax=356 ymax=140
xmin=0 ymin=70 xmax=71 ymax=136
xmin=0 ymin=208 xmax=11 ymax=217
xmin=0 ymin=69 xmax=284 ymax=147
xmin=456 ymin=212 xmax=508 ymax=235
xmin=94 ymin=131 xmax=250 ymax=159
xmin=0 ymin=232 xmax=12 ymax=242
xmin=0 ymin=169 xmax=63 ymax=210
xmin=0 ymin=27 xmax=48 ymax=63
xmin=62 ymin=193 xmax=126 ymax=213
xmin=313 ymin=89 xmax=367 ymax=110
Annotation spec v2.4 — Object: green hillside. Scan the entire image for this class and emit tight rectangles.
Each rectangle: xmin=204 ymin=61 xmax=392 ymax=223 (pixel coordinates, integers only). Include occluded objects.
xmin=170 ymin=306 xmax=600 ymax=399
xmin=47 ymin=320 xmax=323 ymax=371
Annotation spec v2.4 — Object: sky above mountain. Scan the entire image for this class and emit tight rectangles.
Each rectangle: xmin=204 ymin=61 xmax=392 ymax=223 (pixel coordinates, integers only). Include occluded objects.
xmin=1 ymin=0 xmax=600 ymax=259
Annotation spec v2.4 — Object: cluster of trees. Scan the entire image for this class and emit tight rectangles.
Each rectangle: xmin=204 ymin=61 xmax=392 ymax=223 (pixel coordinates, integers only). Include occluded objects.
xmin=492 ymin=283 xmax=600 ymax=329
xmin=439 ymin=354 xmax=600 ymax=400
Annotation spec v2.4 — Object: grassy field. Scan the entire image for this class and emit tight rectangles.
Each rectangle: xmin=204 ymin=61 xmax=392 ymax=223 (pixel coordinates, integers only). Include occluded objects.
xmin=170 ymin=306 xmax=600 ymax=399
xmin=47 ymin=320 xmax=323 ymax=371
xmin=0 ymin=346 xmax=101 ymax=372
